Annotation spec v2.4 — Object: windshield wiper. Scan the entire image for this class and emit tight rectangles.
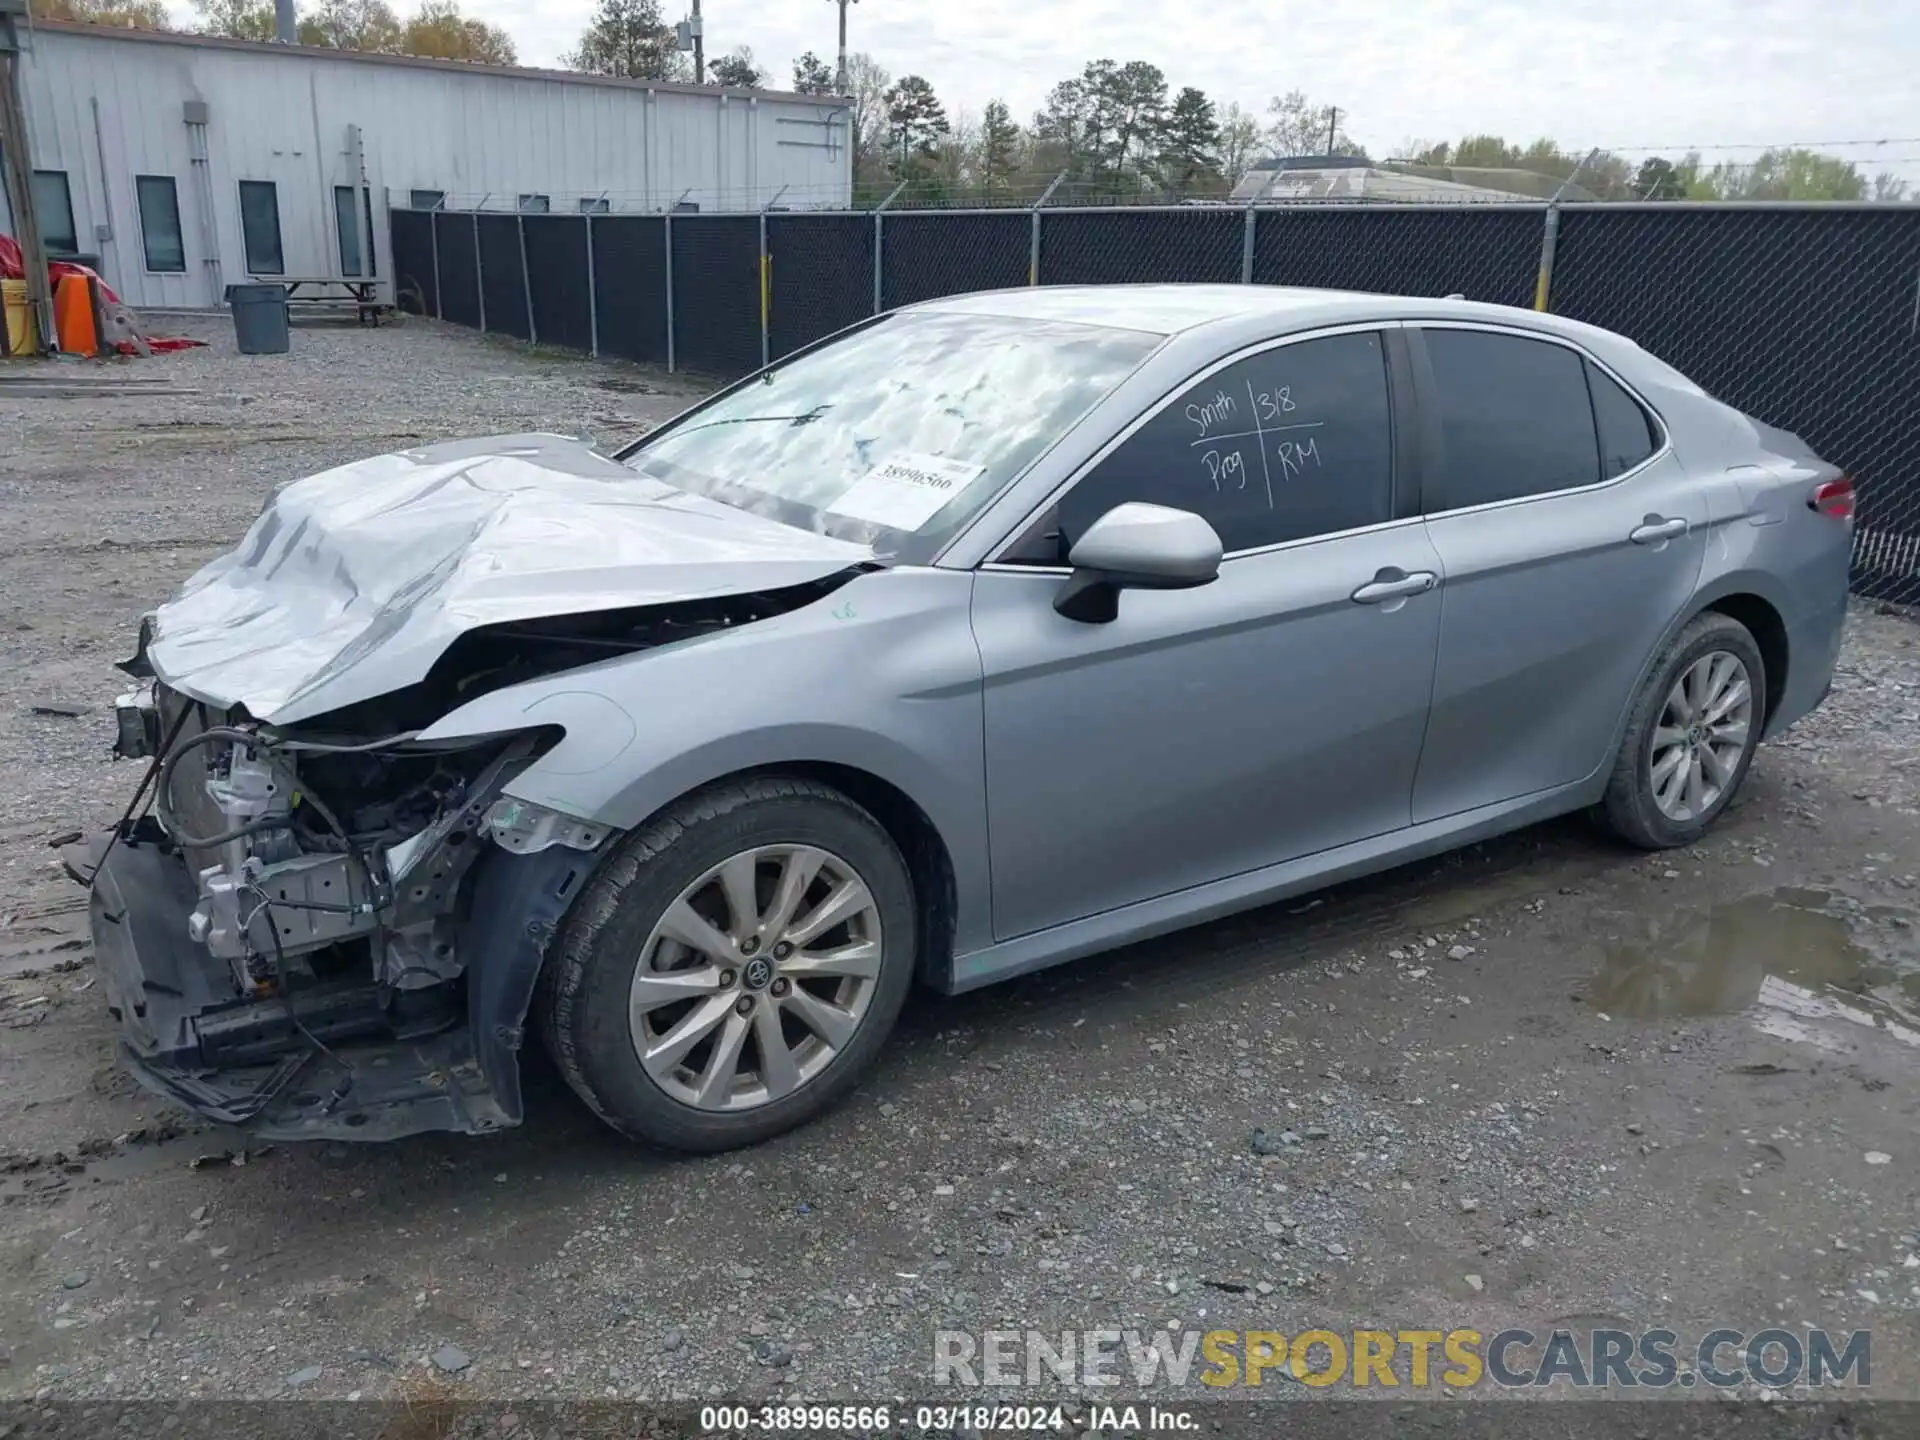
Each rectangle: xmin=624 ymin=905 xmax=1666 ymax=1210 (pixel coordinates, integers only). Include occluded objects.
xmin=656 ymin=405 xmax=832 ymax=443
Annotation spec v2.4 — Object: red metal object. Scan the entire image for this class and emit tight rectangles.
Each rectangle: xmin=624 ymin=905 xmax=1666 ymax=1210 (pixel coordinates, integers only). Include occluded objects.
xmin=1 ymin=231 xmax=205 ymax=354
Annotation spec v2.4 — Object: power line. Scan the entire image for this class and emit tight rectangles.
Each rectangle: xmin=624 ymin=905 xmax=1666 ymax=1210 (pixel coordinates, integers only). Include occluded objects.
xmin=1561 ymin=137 xmax=1920 ymax=155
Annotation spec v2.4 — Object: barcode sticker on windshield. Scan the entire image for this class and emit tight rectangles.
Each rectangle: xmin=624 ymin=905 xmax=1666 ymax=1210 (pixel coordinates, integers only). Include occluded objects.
xmin=826 ymin=453 xmax=985 ymax=530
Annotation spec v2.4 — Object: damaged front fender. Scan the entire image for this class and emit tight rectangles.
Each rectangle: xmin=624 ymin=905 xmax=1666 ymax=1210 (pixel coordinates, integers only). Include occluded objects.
xmin=455 ymin=841 xmax=602 ymax=1135
xmin=72 ymin=825 xmax=605 ymax=1143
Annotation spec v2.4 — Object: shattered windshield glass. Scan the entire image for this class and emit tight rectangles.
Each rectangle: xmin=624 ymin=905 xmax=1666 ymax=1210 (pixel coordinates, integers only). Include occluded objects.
xmin=621 ymin=309 xmax=1163 ymax=560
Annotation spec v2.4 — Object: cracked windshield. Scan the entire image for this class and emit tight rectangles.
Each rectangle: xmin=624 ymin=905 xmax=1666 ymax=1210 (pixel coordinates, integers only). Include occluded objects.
xmin=624 ymin=310 xmax=1159 ymax=554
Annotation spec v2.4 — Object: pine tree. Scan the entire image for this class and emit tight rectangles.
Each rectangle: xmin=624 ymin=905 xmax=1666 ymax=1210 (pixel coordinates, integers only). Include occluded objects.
xmin=791 ymin=50 xmax=836 ymax=95
xmin=884 ymin=74 xmax=949 ymax=170
xmin=563 ymin=0 xmax=677 ymax=80
xmin=709 ymin=47 xmax=762 ymax=88
xmin=980 ymin=100 xmax=1020 ymax=191
xmin=1160 ymin=87 xmax=1222 ymax=194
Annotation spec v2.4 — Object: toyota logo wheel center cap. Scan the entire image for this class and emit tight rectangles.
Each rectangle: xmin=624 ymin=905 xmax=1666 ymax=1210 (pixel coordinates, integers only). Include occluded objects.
xmin=742 ymin=957 xmax=775 ymax=990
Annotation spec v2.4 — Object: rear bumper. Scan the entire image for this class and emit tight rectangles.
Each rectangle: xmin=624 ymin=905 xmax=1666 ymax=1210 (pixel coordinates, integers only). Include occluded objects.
xmin=1765 ymin=596 xmax=1848 ymax=740
xmin=67 ymin=827 xmax=575 ymax=1143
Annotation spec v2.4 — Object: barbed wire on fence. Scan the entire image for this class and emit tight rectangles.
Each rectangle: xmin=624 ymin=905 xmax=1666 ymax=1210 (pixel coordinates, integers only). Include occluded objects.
xmin=395 ymin=184 xmax=1605 ymax=217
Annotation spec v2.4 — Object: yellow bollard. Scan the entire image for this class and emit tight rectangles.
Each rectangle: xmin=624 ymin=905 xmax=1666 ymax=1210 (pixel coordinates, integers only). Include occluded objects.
xmin=2 ymin=278 xmax=39 ymax=357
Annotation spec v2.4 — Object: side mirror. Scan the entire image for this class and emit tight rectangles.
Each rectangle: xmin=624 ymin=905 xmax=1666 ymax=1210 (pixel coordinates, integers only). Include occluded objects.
xmin=1053 ymin=502 xmax=1224 ymax=623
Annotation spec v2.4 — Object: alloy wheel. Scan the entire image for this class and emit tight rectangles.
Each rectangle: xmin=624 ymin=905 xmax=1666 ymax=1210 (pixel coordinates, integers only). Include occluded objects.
xmin=1648 ymin=649 xmax=1753 ymax=823
xmin=627 ymin=845 xmax=883 ymax=1111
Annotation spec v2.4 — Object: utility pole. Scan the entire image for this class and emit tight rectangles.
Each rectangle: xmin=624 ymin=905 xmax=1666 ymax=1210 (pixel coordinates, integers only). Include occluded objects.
xmin=0 ymin=0 xmax=54 ymax=354
xmin=1325 ymin=106 xmax=1338 ymax=155
xmin=691 ymin=0 xmax=703 ymax=83
xmin=831 ymin=0 xmax=857 ymax=93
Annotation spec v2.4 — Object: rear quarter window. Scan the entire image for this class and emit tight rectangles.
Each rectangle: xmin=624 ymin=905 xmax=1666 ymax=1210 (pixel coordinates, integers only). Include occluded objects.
xmin=1586 ymin=360 xmax=1661 ymax=477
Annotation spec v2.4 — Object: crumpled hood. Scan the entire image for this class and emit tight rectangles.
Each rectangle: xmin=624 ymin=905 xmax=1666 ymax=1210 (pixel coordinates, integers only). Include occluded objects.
xmin=146 ymin=433 xmax=872 ymax=725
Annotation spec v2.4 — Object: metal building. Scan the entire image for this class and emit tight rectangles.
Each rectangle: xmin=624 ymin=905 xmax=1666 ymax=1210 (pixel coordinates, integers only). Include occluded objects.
xmin=4 ymin=19 xmax=851 ymax=309
xmin=1231 ymin=155 xmax=1599 ymax=204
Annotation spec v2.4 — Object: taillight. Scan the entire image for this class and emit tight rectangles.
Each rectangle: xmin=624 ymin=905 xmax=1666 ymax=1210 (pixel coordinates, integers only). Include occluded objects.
xmin=1810 ymin=476 xmax=1855 ymax=519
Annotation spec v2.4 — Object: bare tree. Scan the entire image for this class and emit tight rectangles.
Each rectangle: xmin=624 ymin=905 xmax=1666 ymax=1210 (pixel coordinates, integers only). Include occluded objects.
xmin=844 ymin=51 xmax=893 ymax=186
xmin=1217 ymin=101 xmax=1263 ymax=184
xmin=1265 ymin=90 xmax=1361 ymax=158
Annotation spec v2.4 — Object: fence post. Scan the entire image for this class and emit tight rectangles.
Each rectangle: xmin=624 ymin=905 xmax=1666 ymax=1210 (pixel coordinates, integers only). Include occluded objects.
xmin=584 ymin=212 xmax=599 ymax=358
xmin=1533 ymin=204 xmax=1560 ymax=312
xmin=1241 ymin=205 xmax=1256 ymax=284
xmin=758 ymin=210 xmax=771 ymax=370
xmin=1029 ymin=170 xmax=1068 ymax=286
xmin=429 ymin=208 xmax=442 ymax=320
xmin=1533 ymin=152 xmax=1595 ymax=313
xmin=871 ymin=179 xmax=906 ymax=317
xmin=518 ymin=212 xmax=537 ymax=343
xmin=664 ymin=212 xmax=676 ymax=374
xmin=473 ymin=210 xmax=487 ymax=332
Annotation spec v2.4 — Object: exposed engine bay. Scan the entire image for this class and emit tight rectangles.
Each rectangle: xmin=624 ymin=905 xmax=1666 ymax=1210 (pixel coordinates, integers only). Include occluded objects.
xmin=62 ymin=431 xmax=884 ymax=1142
xmin=62 ymin=676 xmax=610 ymax=1140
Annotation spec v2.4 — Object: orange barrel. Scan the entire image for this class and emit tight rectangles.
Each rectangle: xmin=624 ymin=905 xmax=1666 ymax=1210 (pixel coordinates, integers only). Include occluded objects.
xmin=52 ymin=272 xmax=100 ymax=357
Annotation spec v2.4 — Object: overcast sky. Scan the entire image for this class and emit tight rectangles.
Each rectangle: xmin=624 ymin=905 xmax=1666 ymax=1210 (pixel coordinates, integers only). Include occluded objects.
xmin=168 ymin=0 xmax=1920 ymax=181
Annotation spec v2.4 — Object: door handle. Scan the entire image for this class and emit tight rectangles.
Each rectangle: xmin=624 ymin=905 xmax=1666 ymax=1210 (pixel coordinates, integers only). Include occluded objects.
xmin=1630 ymin=516 xmax=1690 ymax=544
xmin=1351 ymin=569 xmax=1438 ymax=604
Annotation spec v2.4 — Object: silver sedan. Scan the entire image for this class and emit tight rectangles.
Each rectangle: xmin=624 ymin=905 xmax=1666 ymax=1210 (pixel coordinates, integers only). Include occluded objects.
xmin=77 ymin=285 xmax=1853 ymax=1151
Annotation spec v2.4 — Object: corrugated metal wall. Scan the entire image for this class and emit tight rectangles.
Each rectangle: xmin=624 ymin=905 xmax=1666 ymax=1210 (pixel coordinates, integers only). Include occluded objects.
xmin=12 ymin=25 xmax=850 ymax=309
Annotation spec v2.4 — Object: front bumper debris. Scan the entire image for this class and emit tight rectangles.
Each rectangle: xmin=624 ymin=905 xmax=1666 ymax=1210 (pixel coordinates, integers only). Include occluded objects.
xmin=65 ymin=825 xmax=592 ymax=1142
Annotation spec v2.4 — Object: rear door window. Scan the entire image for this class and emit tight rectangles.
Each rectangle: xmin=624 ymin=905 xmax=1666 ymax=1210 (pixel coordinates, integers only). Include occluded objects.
xmin=1421 ymin=328 xmax=1600 ymax=511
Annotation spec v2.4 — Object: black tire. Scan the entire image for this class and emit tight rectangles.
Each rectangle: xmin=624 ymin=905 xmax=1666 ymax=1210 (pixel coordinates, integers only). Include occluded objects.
xmin=539 ymin=776 xmax=916 ymax=1152
xmin=1600 ymin=611 xmax=1767 ymax=850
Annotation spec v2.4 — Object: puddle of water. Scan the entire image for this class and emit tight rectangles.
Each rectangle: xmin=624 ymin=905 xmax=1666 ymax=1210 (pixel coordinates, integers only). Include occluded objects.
xmin=1590 ymin=888 xmax=1920 ymax=1053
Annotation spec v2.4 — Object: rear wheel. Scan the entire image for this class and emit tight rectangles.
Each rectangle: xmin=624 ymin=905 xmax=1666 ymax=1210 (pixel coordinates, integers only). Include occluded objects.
xmin=1600 ymin=612 xmax=1766 ymax=849
xmin=540 ymin=777 xmax=916 ymax=1151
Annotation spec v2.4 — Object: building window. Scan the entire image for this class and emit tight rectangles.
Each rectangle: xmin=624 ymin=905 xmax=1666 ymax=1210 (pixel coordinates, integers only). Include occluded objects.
xmin=517 ymin=193 xmax=550 ymax=213
xmin=409 ymin=189 xmax=445 ymax=211
xmin=333 ymin=185 xmax=377 ymax=277
xmin=577 ymin=196 xmax=610 ymax=214
xmin=31 ymin=170 xmax=78 ymax=255
xmin=238 ymin=180 xmax=284 ymax=275
xmin=134 ymin=176 xmax=186 ymax=273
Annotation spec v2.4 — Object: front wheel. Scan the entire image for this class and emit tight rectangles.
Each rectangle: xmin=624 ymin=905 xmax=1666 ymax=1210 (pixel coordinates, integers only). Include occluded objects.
xmin=540 ymin=777 xmax=916 ymax=1151
xmin=1600 ymin=611 xmax=1766 ymax=850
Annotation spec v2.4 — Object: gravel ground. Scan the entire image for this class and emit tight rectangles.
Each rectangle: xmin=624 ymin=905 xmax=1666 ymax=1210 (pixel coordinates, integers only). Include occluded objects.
xmin=2 ymin=316 xmax=1919 ymax=1428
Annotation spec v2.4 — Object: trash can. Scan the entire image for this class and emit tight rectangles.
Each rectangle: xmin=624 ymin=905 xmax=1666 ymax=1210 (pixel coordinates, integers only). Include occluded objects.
xmin=225 ymin=283 xmax=290 ymax=355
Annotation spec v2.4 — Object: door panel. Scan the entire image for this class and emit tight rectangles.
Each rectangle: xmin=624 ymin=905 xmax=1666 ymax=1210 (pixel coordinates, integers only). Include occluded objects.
xmin=1414 ymin=455 xmax=1708 ymax=821
xmin=1408 ymin=324 xmax=1708 ymax=822
xmin=973 ymin=523 xmax=1445 ymax=942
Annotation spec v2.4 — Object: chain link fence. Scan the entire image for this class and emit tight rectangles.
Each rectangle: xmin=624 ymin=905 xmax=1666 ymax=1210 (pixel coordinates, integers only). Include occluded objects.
xmin=1252 ymin=206 xmax=1546 ymax=306
xmin=768 ymin=213 xmax=874 ymax=361
xmin=1039 ymin=209 xmax=1247 ymax=285
xmin=386 ymin=199 xmax=1920 ymax=604
xmin=589 ymin=216 xmax=669 ymax=367
xmin=879 ymin=212 xmax=1031 ymax=308
xmin=522 ymin=214 xmax=593 ymax=354
xmin=1547 ymin=207 xmax=1920 ymax=602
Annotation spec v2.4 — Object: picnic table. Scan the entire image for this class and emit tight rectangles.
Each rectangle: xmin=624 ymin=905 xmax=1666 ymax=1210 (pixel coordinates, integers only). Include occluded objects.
xmin=255 ymin=276 xmax=386 ymax=325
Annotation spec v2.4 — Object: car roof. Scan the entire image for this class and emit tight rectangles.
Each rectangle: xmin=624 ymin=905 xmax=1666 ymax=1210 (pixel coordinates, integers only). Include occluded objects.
xmin=912 ymin=283 xmax=1363 ymax=333
xmin=909 ymin=283 xmax=1640 ymax=355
